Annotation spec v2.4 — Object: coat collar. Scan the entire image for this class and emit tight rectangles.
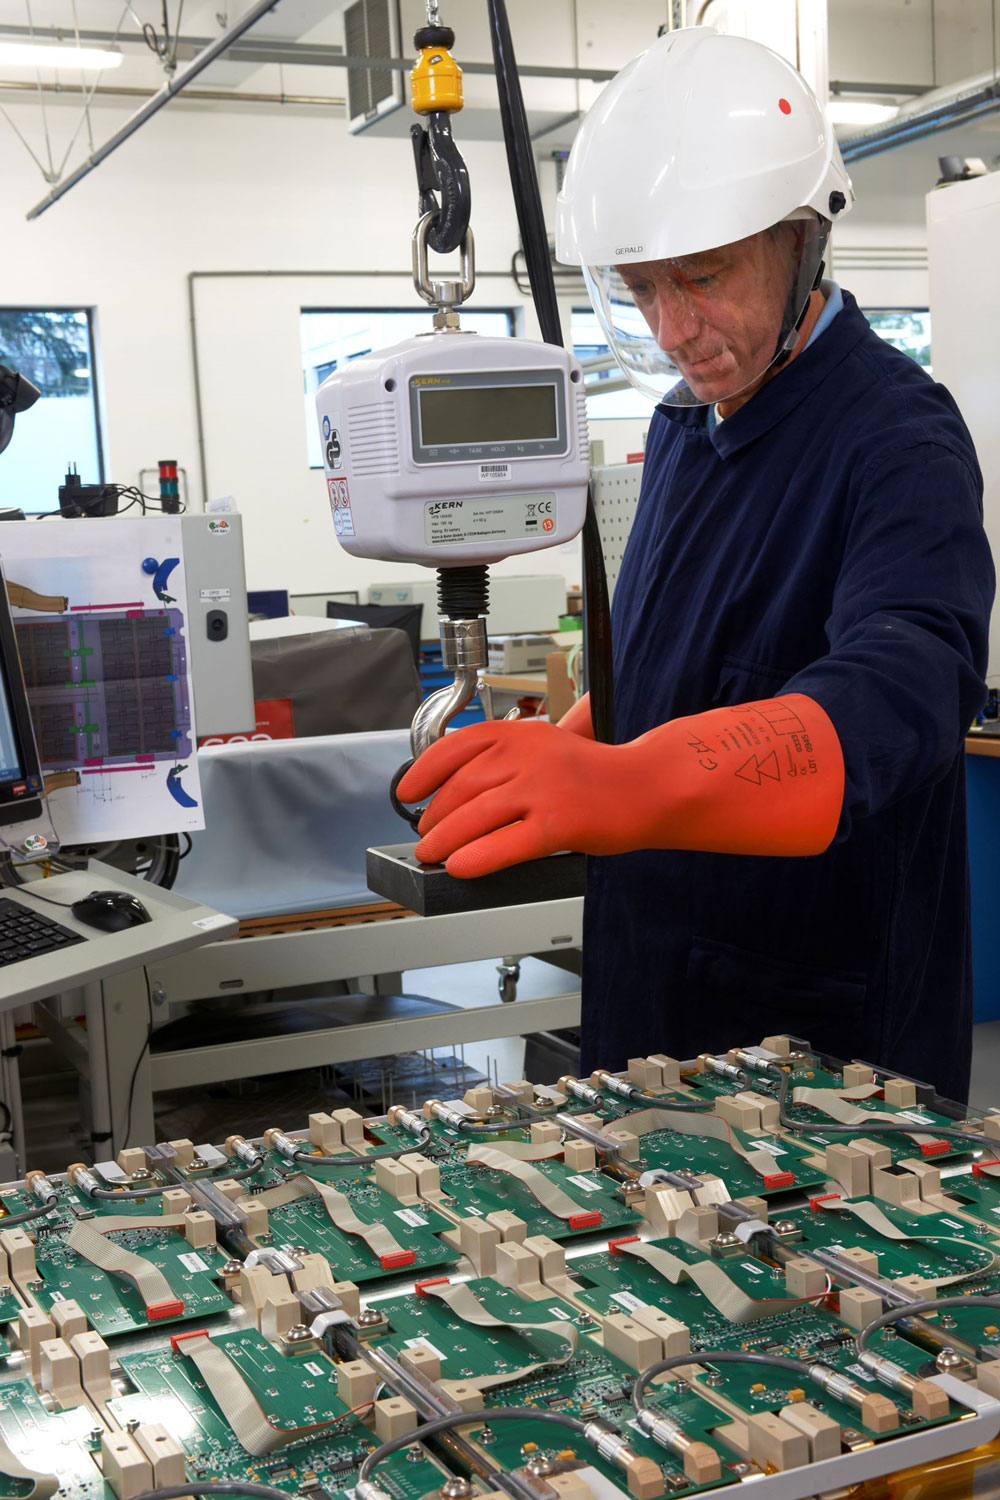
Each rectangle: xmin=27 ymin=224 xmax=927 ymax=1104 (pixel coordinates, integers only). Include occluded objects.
xmin=657 ymin=289 xmax=873 ymax=457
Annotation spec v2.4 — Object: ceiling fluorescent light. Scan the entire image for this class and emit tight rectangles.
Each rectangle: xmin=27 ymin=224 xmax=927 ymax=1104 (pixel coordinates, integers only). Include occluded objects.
xmin=0 ymin=42 xmax=124 ymax=71
xmin=828 ymin=100 xmax=899 ymax=126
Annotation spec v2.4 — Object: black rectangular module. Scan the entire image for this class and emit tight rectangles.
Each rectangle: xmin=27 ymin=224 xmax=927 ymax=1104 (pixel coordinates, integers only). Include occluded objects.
xmin=366 ymin=842 xmax=586 ymax=915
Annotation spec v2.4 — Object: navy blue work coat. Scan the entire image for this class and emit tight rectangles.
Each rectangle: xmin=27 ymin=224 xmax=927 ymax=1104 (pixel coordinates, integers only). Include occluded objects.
xmin=582 ymin=290 xmax=994 ymax=1103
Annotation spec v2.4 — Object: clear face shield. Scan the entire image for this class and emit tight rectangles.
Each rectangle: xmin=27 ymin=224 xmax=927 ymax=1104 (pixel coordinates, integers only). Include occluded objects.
xmin=583 ymin=213 xmax=831 ymax=409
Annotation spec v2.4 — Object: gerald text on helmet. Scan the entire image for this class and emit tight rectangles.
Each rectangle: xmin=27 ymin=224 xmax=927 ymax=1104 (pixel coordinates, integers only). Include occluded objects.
xmin=615 ymin=245 xmax=644 ymax=256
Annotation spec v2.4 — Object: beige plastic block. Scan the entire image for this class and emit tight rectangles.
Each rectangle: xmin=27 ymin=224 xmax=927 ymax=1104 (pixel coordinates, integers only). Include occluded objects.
xmin=649 ymin=1053 xmax=682 ymax=1084
xmin=183 ymin=1210 xmax=216 ymax=1249
xmin=735 ymin=1194 xmax=769 ymax=1222
xmin=117 ymin=1147 xmax=147 ymax=1175
xmin=631 ymin=1304 xmax=690 ymax=1355
xmin=681 ymin=1443 xmax=722 ymax=1484
xmin=911 ymin=1380 xmax=950 ymax=1419
xmin=843 ymin=1064 xmax=875 ymax=1089
xmin=523 ymin=1233 xmax=567 ymax=1285
xmin=399 ymin=1153 xmax=441 ymax=1196
xmin=676 ymin=1205 xmax=719 ymax=1245
xmin=983 ymin=1114 xmax=1000 ymax=1142
xmin=628 ymin=1057 xmax=665 ymax=1091
xmin=17 ymin=1305 xmax=55 ymax=1378
xmin=308 ymin=1112 xmax=342 ymax=1152
xmin=336 ymin=1359 xmax=378 ymax=1407
xmin=438 ymin=1379 xmax=484 ymax=1411
xmin=400 ymin=1342 xmax=441 ymax=1381
xmin=291 ymin=1253 xmax=335 ymax=1294
xmin=211 ymin=1178 xmax=245 ymax=1203
xmin=487 ymin=1210 xmax=526 ymax=1242
xmin=713 ymin=1419 xmax=751 ymax=1458
xmin=563 ymin=1140 xmax=596 ymax=1172
xmin=976 ymin=1360 xmax=1000 ymax=1399
xmin=39 ymin=1338 xmax=82 ymax=1407
xmin=838 ymin=1286 xmax=884 ymax=1331
xmin=71 ymin=1330 xmax=113 ymax=1400
xmin=50 ymin=1299 xmax=87 ymax=1342
xmin=501 ymin=1080 xmax=535 ymax=1103
xmin=331 ymin=1108 xmax=365 ymax=1145
xmin=602 ymin=1311 xmax=663 ymax=1371
xmin=460 ymin=1217 xmax=501 ymax=1275
xmin=374 ymin=1158 xmax=419 ymax=1202
xmin=495 ymin=1241 xmax=545 ymax=1298
xmin=741 ymin=1090 xmax=780 ymax=1131
xmin=785 ymin=1257 xmax=827 ymax=1298
xmin=102 ymin=1432 xmax=153 ymax=1500
xmin=530 ymin=1121 xmax=562 ymax=1146
xmin=642 ymin=1184 xmax=694 ymax=1233
xmin=898 ymin=1158 xmax=943 ymax=1199
xmin=133 ymin=1424 xmax=186 ymax=1484
xmin=894 ymin=1274 xmax=936 ymax=1300
xmin=850 ymin=1137 xmax=893 ymax=1169
xmin=236 ymin=1196 xmax=269 ymax=1237
xmin=760 ymin=1035 xmax=794 ymax=1056
xmin=603 ymin=1127 xmax=640 ymax=1161
xmin=861 ymin=1392 xmax=900 ymax=1432
xmin=748 ymin=1412 xmax=810 ymax=1471
xmin=260 ymin=1289 xmax=301 ymax=1340
xmin=825 ymin=1145 xmax=872 ymax=1198
xmin=238 ymin=1262 xmax=281 ymax=1312
xmin=884 ymin=1078 xmax=917 ymax=1108
xmin=837 ymin=1246 xmax=879 ymax=1276
xmin=872 ymin=1165 xmax=920 ymax=1208
xmin=778 ymin=1403 xmax=841 ymax=1461
xmin=167 ymin=1138 xmax=194 ymax=1168
xmin=548 ymin=1478 xmax=594 ymax=1500
xmin=1 ymin=1228 xmax=36 ymax=1280
xmin=623 ymin=1453 xmax=665 ymax=1499
xmin=715 ymin=1094 xmax=764 ymax=1131
xmin=374 ymin=1396 xmax=418 ymax=1441
xmin=330 ymin=1280 xmax=361 ymax=1318
xmin=463 ymin=1086 xmax=495 ymax=1115
xmin=161 ymin=1188 xmax=193 ymax=1214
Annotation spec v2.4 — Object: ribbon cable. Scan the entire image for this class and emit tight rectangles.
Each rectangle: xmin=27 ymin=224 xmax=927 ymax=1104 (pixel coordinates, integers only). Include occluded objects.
xmin=465 ymin=1145 xmax=595 ymax=1219
xmin=420 ymin=1280 xmax=577 ymax=1388
xmin=616 ymin=1239 xmax=809 ymax=1324
xmin=603 ymin=1109 xmax=785 ymax=1182
xmin=0 ymin=1436 xmax=58 ymax=1498
xmin=468 ymin=1140 xmax=564 ymax=1162
xmin=66 ymin=1214 xmax=189 ymax=1316
xmin=791 ymin=1087 xmax=938 ymax=1143
xmin=812 ymin=1199 xmax=998 ymax=1287
xmin=177 ymin=1331 xmax=342 ymax=1455
xmin=254 ymin=1173 xmax=409 ymax=1263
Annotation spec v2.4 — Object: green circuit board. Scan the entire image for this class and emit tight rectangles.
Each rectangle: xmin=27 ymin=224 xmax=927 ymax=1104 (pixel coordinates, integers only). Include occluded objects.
xmin=0 ymin=1378 xmax=112 ymax=1500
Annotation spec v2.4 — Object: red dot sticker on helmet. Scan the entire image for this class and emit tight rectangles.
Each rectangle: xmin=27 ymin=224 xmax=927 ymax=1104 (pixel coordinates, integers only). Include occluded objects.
xmin=779 ymin=98 xmax=791 ymax=114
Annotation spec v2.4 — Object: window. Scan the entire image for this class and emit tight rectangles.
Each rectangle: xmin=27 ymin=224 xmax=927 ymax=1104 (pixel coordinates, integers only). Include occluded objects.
xmin=0 ymin=309 xmax=103 ymax=513
xmin=862 ymin=308 xmax=932 ymax=372
xmin=301 ymin=307 xmax=515 ymax=467
xmin=572 ymin=307 xmax=650 ymax=420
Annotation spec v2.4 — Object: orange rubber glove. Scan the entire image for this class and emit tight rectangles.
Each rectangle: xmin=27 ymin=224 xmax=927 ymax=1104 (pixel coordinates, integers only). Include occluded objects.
xmin=395 ymin=694 xmax=844 ymax=879
xmin=556 ymin=692 xmax=594 ymax=739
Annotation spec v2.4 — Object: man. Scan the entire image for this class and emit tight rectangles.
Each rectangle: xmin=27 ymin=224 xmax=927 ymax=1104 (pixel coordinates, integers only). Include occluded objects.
xmin=397 ymin=28 xmax=994 ymax=1101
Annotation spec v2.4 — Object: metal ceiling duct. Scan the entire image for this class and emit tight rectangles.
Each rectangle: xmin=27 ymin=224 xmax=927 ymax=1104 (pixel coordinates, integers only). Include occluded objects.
xmin=840 ymin=69 xmax=1000 ymax=163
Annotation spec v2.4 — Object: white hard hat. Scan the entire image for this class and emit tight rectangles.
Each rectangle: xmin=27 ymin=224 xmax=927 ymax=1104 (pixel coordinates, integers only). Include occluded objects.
xmin=556 ymin=27 xmax=854 ymax=408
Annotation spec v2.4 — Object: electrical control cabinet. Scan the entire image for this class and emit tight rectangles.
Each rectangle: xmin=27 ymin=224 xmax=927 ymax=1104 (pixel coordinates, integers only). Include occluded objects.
xmin=0 ymin=1036 xmax=998 ymax=1500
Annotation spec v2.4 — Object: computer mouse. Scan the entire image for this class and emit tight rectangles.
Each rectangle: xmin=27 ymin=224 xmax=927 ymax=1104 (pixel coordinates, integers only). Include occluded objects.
xmin=71 ymin=890 xmax=153 ymax=932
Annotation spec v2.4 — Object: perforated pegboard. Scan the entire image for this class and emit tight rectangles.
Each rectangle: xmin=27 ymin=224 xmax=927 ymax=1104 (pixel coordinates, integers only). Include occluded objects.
xmin=591 ymin=461 xmax=643 ymax=603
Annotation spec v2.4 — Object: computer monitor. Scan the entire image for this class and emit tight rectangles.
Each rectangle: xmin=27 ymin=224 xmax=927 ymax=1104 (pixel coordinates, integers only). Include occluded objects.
xmin=325 ymin=602 xmax=424 ymax=666
xmin=0 ymin=570 xmax=44 ymax=826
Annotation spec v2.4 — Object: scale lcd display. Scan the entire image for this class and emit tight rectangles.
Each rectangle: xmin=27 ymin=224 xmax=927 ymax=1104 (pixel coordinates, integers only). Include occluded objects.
xmin=418 ymin=383 xmax=558 ymax=447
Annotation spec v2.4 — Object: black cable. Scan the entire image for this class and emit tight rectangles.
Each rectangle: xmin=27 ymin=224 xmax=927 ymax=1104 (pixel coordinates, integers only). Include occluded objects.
xmin=0 ymin=1195 xmax=56 ymax=1226
xmin=485 ymin=0 xmax=614 ymax=744
xmin=133 ymin=1487 xmax=292 ymax=1500
xmin=358 ymin=1406 xmax=588 ymax=1486
xmin=222 ymin=1156 xmax=264 ymax=1182
xmin=178 ymin=833 xmax=193 ymax=860
xmin=92 ymin=1183 xmax=163 ymax=1200
xmin=773 ymin=1064 xmax=999 ymax=1149
xmin=121 ymin=978 xmax=154 ymax=1151
xmin=855 ymin=1295 xmax=1000 ymax=1356
xmin=632 ymin=1349 xmax=816 ymax=1417
xmin=290 ymin=1127 xmax=433 ymax=1168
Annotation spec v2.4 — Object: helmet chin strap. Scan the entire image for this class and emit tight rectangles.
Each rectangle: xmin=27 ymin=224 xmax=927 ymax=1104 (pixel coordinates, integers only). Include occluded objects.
xmin=770 ymin=241 xmax=828 ymax=372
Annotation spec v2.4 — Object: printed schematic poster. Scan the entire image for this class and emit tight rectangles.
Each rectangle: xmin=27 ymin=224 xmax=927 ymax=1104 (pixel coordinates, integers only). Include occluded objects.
xmin=0 ymin=518 xmax=205 ymax=843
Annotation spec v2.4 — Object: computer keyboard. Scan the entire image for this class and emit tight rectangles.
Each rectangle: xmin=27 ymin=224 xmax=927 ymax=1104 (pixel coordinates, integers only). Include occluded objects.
xmin=0 ymin=896 xmax=85 ymax=967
